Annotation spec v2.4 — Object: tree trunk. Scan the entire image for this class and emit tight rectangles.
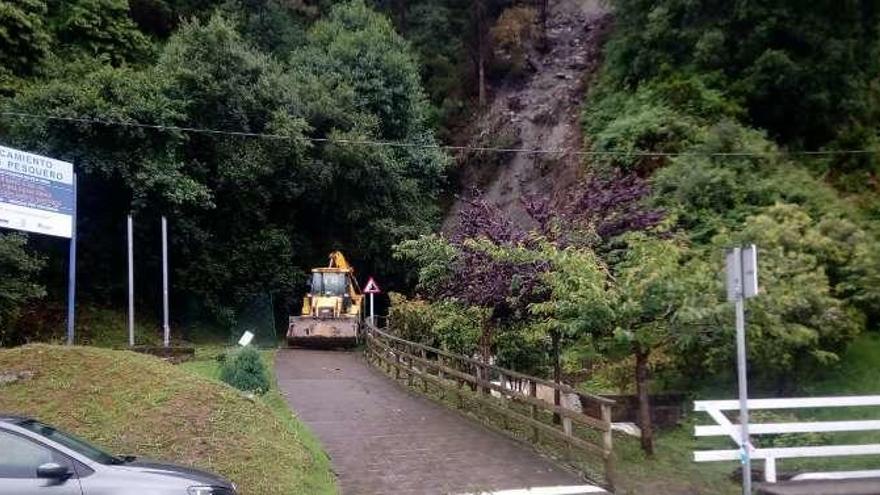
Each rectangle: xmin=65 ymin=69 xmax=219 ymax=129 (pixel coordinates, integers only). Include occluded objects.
xmin=394 ymin=0 xmax=407 ymax=34
xmin=474 ymin=0 xmax=487 ymax=105
xmin=537 ymin=0 xmax=549 ymax=50
xmin=552 ymin=332 xmax=561 ymax=425
xmin=635 ymin=348 xmax=654 ymax=456
xmin=479 ymin=324 xmax=492 ymax=394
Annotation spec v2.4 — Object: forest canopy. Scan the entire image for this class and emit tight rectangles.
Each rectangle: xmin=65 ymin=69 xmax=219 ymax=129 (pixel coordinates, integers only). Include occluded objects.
xmin=0 ymin=0 xmax=446 ymax=338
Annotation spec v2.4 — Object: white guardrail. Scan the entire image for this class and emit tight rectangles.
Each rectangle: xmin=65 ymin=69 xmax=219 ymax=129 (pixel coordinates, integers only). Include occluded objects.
xmin=693 ymin=396 xmax=880 ymax=483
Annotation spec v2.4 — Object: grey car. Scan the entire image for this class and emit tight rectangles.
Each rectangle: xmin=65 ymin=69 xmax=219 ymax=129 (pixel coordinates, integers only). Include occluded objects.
xmin=0 ymin=415 xmax=237 ymax=495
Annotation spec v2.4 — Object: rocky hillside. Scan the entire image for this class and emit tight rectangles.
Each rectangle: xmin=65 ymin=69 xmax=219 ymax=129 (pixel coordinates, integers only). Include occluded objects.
xmin=445 ymin=0 xmax=612 ymax=231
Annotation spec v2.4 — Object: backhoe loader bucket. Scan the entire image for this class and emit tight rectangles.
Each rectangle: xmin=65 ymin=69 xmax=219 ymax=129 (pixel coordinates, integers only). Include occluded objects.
xmin=287 ymin=316 xmax=360 ymax=348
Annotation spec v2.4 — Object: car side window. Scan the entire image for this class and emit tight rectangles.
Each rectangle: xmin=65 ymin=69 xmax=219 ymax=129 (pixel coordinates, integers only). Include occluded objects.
xmin=0 ymin=430 xmax=68 ymax=479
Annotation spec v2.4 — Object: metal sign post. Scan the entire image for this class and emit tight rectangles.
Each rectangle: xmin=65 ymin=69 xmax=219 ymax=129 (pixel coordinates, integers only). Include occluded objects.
xmin=162 ymin=216 xmax=170 ymax=347
xmin=363 ymin=277 xmax=381 ymax=327
xmin=127 ymin=214 xmax=135 ymax=347
xmin=726 ymin=245 xmax=759 ymax=495
xmin=0 ymin=145 xmax=76 ymax=344
xmin=66 ymin=175 xmax=77 ymax=345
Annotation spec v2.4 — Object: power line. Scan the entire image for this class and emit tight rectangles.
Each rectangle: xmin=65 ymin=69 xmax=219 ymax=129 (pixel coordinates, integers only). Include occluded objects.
xmin=1 ymin=110 xmax=878 ymax=158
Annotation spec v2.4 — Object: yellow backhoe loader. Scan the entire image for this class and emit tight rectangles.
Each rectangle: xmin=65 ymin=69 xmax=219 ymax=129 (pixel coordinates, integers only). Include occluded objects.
xmin=287 ymin=251 xmax=363 ymax=347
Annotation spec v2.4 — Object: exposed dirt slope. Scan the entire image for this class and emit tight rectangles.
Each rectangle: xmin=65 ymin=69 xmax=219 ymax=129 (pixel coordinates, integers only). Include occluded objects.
xmin=444 ymin=0 xmax=611 ymax=231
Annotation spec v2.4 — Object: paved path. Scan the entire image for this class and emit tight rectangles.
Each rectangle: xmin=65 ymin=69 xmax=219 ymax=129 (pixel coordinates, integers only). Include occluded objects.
xmin=276 ymin=349 xmax=601 ymax=495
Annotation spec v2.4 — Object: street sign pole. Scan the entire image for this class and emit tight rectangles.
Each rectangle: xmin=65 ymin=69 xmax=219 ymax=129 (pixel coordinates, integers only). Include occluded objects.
xmin=65 ymin=175 xmax=77 ymax=346
xmin=726 ymin=245 xmax=759 ymax=495
xmin=735 ymin=285 xmax=751 ymax=495
xmin=127 ymin=213 xmax=135 ymax=347
xmin=162 ymin=216 xmax=170 ymax=348
xmin=363 ymin=277 xmax=381 ymax=327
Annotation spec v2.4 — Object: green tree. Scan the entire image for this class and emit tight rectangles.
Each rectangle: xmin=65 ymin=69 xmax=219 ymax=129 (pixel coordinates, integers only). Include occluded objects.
xmin=0 ymin=0 xmax=51 ymax=92
xmin=605 ymin=0 xmax=880 ymax=154
xmin=717 ymin=204 xmax=866 ymax=391
xmin=49 ymin=0 xmax=153 ymax=64
xmin=4 ymin=4 xmax=446 ymax=327
xmin=602 ymin=234 xmax=714 ymax=455
xmin=0 ymin=234 xmax=46 ymax=344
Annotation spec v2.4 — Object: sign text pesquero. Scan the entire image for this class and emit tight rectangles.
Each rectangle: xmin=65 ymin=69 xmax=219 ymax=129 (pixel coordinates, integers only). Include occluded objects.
xmin=0 ymin=145 xmax=75 ymax=238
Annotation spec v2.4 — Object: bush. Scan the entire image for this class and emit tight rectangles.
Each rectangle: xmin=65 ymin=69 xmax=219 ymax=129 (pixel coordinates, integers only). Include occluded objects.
xmin=219 ymin=347 xmax=270 ymax=394
xmin=388 ymin=293 xmax=486 ymax=356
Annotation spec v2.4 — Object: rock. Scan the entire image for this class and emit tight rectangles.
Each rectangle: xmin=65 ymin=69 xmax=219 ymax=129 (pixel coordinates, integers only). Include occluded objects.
xmin=0 ymin=370 xmax=35 ymax=386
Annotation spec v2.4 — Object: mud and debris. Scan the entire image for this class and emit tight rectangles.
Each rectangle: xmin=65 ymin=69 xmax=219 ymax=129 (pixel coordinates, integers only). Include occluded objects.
xmin=445 ymin=0 xmax=613 ymax=231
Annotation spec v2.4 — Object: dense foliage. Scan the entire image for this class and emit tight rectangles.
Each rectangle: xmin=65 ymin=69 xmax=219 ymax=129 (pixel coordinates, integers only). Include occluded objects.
xmin=605 ymin=0 xmax=880 ymax=156
xmin=391 ymin=0 xmax=880 ymax=456
xmin=579 ymin=0 xmax=880 ymax=394
xmin=0 ymin=233 xmax=46 ymax=344
xmin=0 ymin=0 xmax=446 ymax=337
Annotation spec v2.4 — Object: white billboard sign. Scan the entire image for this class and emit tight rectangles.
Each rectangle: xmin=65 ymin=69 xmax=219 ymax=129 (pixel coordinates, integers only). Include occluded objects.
xmin=0 ymin=145 xmax=75 ymax=238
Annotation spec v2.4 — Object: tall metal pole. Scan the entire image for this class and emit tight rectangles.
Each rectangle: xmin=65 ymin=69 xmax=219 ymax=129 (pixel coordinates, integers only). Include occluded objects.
xmin=735 ymin=249 xmax=752 ymax=494
xmin=66 ymin=175 xmax=78 ymax=346
xmin=369 ymin=292 xmax=375 ymax=327
xmin=127 ymin=214 xmax=135 ymax=347
xmin=162 ymin=216 xmax=170 ymax=348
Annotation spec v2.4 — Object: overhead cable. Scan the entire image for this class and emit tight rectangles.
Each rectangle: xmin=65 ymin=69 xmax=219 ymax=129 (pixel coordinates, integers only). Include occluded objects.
xmin=1 ymin=111 xmax=878 ymax=158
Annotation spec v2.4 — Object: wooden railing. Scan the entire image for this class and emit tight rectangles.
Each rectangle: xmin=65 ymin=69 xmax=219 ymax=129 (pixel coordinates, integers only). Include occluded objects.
xmin=363 ymin=323 xmax=616 ymax=488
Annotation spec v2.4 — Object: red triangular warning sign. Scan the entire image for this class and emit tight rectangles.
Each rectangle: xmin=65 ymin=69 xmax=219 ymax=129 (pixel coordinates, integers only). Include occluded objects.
xmin=363 ymin=277 xmax=381 ymax=294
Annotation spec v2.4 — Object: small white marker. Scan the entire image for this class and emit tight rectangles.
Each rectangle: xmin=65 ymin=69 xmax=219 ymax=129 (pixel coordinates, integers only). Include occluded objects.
xmin=238 ymin=331 xmax=254 ymax=347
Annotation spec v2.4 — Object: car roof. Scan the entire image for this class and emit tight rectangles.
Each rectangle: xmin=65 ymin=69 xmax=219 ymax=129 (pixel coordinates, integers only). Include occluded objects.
xmin=0 ymin=414 xmax=31 ymax=424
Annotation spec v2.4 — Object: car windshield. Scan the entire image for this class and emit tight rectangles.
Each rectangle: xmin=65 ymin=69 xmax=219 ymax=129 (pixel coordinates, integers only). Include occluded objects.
xmin=18 ymin=420 xmax=123 ymax=465
xmin=312 ymin=272 xmax=347 ymax=296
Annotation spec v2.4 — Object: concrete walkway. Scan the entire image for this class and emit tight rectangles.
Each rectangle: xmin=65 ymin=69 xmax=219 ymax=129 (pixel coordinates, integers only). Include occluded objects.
xmin=276 ymin=349 xmax=603 ymax=495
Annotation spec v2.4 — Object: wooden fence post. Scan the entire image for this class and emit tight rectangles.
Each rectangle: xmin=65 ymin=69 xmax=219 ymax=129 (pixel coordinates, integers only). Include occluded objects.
xmin=420 ymin=348 xmax=428 ymax=392
xmin=529 ymin=380 xmax=539 ymax=442
xmin=601 ymin=402 xmax=615 ymax=490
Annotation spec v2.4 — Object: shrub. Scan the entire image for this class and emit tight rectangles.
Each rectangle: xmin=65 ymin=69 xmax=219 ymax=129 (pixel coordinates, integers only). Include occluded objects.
xmin=490 ymin=6 xmax=537 ymax=77
xmin=219 ymin=347 xmax=270 ymax=394
xmin=388 ymin=293 xmax=486 ymax=356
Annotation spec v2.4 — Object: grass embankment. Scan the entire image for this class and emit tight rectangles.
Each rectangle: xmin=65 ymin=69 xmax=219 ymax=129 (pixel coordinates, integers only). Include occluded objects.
xmin=0 ymin=344 xmax=336 ymax=495
xmin=179 ymin=346 xmax=335 ymax=494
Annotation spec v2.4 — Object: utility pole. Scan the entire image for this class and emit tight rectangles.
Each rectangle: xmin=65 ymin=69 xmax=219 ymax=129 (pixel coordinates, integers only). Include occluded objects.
xmin=127 ymin=214 xmax=135 ymax=347
xmin=162 ymin=216 xmax=170 ymax=347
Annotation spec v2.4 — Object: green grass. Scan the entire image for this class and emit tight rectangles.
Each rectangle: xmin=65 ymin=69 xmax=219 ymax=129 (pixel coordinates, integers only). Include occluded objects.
xmin=614 ymin=423 xmax=739 ymax=495
xmin=180 ymin=345 xmax=336 ymax=495
xmin=611 ymin=332 xmax=880 ymax=493
xmin=0 ymin=344 xmax=336 ymax=495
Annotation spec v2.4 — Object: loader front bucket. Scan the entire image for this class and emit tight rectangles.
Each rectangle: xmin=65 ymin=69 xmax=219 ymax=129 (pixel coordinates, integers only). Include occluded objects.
xmin=287 ymin=316 xmax=360 ymax=348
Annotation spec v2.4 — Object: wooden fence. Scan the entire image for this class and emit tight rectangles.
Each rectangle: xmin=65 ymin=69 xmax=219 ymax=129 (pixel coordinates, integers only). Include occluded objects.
xmin=363 ymin=323 xmax=616 ymax=488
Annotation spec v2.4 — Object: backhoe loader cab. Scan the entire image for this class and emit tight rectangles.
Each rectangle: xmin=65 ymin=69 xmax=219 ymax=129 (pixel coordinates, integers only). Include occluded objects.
xmin=287 ymin=252 xmax=363 ymax=348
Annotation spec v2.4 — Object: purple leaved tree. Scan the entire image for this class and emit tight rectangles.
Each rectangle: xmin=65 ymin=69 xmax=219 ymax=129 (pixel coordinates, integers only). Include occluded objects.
xmin=445 ymin=173 xmax=663 ymax=369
